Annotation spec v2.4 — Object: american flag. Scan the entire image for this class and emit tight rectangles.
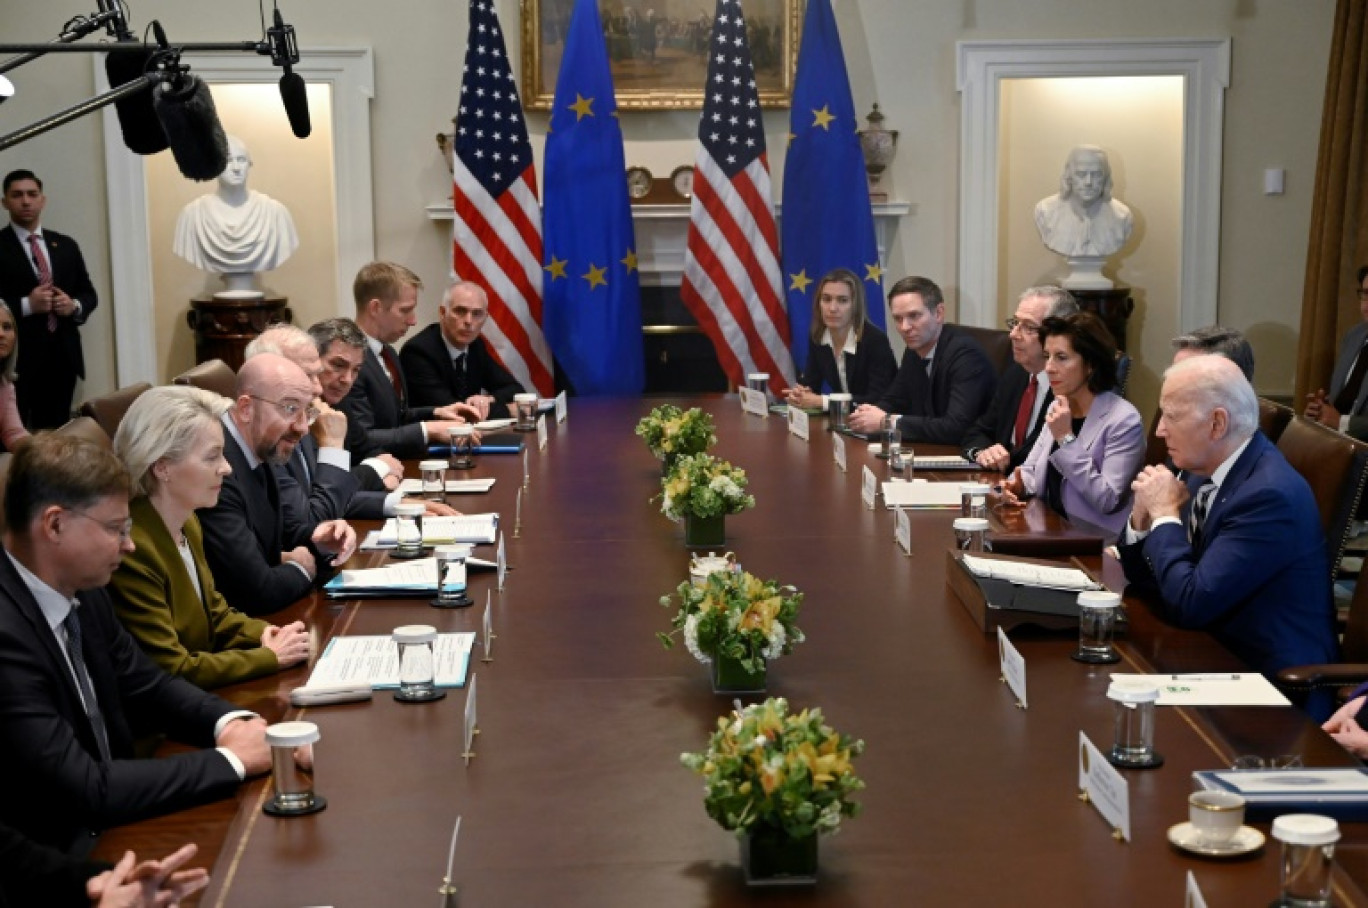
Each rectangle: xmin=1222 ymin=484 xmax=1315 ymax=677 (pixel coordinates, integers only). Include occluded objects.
xmin=679 ymin=0 xmax=796 ymax=392
xmin=452 ymin=0 xmax=554 ymax=396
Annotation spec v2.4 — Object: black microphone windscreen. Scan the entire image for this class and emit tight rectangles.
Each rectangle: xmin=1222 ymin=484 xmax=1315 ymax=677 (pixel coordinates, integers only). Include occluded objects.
xmin=153 ymin=76 xmax=229 ymax=181
xmin=104 ymin=48 xmax=168 ymax=155
xmin=279 ymin=71 xmax=311 ymax=139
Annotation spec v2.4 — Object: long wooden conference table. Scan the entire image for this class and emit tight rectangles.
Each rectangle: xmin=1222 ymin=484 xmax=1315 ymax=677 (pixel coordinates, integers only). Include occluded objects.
xmin=94 ymin=397 xmax=1368 ymax=906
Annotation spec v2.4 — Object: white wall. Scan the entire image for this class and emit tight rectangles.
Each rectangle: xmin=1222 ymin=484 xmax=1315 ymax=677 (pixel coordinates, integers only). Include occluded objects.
xmin=0 ymin=0 xmax=1334 ymax=402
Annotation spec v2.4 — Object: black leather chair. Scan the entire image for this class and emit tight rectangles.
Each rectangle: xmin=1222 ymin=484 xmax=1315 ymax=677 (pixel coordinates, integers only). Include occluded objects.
xmin=1276 ymin=415 xmax=1368 ymax=581
xmin=956 ymin=324 xmax=1012 ymax=377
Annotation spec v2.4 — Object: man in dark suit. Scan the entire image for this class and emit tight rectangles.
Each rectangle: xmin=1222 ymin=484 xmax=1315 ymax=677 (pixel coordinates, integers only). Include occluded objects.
xmin=0 ymin=170 xmax=98 ymax=429
xmin=1306 ymin=264 xmax=1368 ymax=439
xmin=247 ymin=323 xmax=457 ymax=524
xmin=338 ymin=262 xmax=474 ymax=459
xmin=0 ymin=433 xmax=270 ymax=854
xmin=400 ymin=281 xmax=525 ymax=418
xmin=1120 ymin=355 xmax=1335 ymax=711
xmin=197 ymin=353 xmax=356 ymax=616
xmin=961 ymin=285 xmax=1078 ymax=472
xmin=848 ymin=275 xmax=995 ymax=444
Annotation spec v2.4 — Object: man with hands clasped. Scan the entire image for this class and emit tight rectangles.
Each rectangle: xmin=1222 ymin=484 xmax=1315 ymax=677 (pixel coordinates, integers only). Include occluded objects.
xmin=1117 ymin=356 xmax=1335 ymax=713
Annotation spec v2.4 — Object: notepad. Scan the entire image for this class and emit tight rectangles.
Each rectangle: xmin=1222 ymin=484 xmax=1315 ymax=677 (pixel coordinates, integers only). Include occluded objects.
xmin=474 ymin=418 xmax=516 ymax=431
xmin=880 ymin=480 xmax=963 ymax=509
xmin=324 ymin=558 xmax=466 ymax=597
xmin=960 ymin=554 xmax=1100 ymax=591
xmin=912 ymin=455 xmax=980 ymax=470
xmin=396 ymin=478 xmax=496 ymax=495
xmin=374 ymin=513 xmax=499 ymax=546
xmin=307 ymin=633 xmax=476 ymax=689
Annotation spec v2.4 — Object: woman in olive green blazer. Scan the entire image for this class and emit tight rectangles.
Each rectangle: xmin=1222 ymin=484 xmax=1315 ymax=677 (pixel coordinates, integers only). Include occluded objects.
xmin=108 ymin=386 xmax=311 ymax=689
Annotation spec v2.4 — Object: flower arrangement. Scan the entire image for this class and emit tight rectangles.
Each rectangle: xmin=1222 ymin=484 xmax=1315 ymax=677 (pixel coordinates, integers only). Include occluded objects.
xmin=658 ymin=569 xmax=804 ymax=673
xmin=659 ymin=452 xmax=754 ymax=521
xmin=681 ymin=697 xmax=865 ymax=840
xmin=635 ymin=405 xmax=716 ymax=461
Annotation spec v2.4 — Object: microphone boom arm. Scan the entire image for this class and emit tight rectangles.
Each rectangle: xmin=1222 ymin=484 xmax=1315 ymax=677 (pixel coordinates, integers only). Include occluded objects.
xmin=0 ymin=72 xmax=163 ymax=152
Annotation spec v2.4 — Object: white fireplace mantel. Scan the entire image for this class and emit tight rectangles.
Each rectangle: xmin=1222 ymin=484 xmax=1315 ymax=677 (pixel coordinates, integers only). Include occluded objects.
xmin=426 ymin=200 xmax=911 ymax=287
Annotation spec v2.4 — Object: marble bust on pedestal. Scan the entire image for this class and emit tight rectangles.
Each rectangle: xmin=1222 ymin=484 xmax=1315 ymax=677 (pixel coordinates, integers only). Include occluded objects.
xmin=174 ymin=135 xmax=299 ymax=298
xmin=1033 ymin=146 xmax=1133 ymax=290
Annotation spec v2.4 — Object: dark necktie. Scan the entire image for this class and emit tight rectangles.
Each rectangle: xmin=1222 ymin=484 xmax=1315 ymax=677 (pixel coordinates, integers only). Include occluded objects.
xmin=452 ymin=352 xmax=469 ymax=403
xmin=1189 ymin=482 xmax=1217 ymax=549
xmin=62 ymin=609 xmax=112 ymax=761
xmin=380 ymin=346 xmax=404 ymax=402
xmin=1335 ymin=340 xmax=1368 ymax=415
xmin=27 ymin=233 xmax=56 ymax=332
xmin=1013 ymin=375 xmax=1040 ymax=447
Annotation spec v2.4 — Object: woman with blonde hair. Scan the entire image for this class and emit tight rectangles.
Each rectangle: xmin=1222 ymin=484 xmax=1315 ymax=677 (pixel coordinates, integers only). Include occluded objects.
xmin=109 ymin=385 xmax=310 ymax=689
xmin=0 ymin=300 xmax=30 ymax=449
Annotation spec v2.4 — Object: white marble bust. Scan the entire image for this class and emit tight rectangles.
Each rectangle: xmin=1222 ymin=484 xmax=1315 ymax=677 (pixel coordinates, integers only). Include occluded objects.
xmin=1033 ymin=146 xmax=1134 ymax=258
xmin=174 ymin=135 xmax=299 ymax=293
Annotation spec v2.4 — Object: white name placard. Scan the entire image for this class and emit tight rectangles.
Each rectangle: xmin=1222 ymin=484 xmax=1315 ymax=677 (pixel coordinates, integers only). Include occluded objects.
xmin=481 ymin=599 xmax=494 ymax=662
xmin=496 ymin=532 xmax=507 ymax=592
xmin=1077 ymin=731 xmax=1131 ymax=842
xmin=861 ymin=464 xmax=877 ymax=510
xmin=536 ymin=415 xmax=548 ymax=451
xmin=1185 ymin=871 xmax=1209 ymax=908
xmin=787 ymin=406 xmax=810 ymax=441
xmin=554 ymin=390 xmax=567 ymax=423
xmin=739 ymin=388 xmax=768 ymax=417
xmin=832 ymin=432 xmax=847 ymax=472
xmin=893 ymin=506 xmax=911 ymax=553
xmin=462 ymin=673 xmax=479 ymax=763
xmin=997 ymin=626 xmax=1028 ymax=709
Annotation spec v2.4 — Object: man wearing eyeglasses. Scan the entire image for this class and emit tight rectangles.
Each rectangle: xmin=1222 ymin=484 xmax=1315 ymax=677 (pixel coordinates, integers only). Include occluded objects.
xmin=0 ymin=433 xmax=271 ymax=854
xmin=961 ymin=286 xmax=1079 ymax=472
xmin=400 ymin=281 xmax=526 ymax=420
xmin=1305 ymin=265 xmax=1368 ymax=440
xmin=198 ymin=353 xmax=357 ymax=616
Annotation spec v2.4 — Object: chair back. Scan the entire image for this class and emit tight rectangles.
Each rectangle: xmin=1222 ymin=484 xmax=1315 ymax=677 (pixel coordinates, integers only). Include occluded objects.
xmin=78 ymin=383 xmax=151 ymax=440
xmin=173 ymin=359 xmax=237 ymax=400
xmin=53 ymin=415 xmax=112 ymax=449
xmin=1114 ymin=352 xmax=1132 ymax=399
xmin=1276 ymin=415 xmax=1368 ymax=580
xmin=955 ymin=325 xmax=1013 ymax=377
xmin=1258 ymin=397 xmax=1295 ymax=444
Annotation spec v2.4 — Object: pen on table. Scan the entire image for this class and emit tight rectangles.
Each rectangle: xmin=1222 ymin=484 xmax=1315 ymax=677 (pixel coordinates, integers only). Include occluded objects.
xmin=1171 ymin=673 xmax=1241 ymax=681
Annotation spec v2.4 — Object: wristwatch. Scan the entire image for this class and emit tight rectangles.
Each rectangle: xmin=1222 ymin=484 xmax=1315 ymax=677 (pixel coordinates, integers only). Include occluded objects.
xmin=1060 ymin=433 xmax=1077 ymax=445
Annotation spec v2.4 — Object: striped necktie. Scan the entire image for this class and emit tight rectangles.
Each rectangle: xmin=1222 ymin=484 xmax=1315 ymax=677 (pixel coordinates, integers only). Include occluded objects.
xmin=1189 ymin=482 xmax=1217 ymax=548
xmin=62 ymin=608 xmax=112 ymax=761
xmin=27 ymin=233 xmax=57 ymax=331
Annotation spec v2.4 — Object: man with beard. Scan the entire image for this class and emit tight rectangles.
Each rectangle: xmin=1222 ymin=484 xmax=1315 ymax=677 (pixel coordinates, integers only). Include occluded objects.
xmin=197 ymin=354 xmax=356 ymax=616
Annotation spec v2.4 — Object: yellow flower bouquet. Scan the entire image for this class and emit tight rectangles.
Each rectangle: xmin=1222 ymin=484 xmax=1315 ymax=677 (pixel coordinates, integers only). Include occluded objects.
xmin=635 ymin=404 xmax=716 ymax=462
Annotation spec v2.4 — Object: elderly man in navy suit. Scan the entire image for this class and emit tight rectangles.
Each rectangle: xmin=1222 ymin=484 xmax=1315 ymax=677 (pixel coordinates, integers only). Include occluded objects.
xmin=1120 ymin=355 xmax=1335 ymax=715
xmin=0 ymin=170 xmax=98 ymax=429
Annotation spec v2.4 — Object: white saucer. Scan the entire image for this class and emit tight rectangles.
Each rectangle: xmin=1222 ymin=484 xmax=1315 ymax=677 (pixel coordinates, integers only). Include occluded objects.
xmin=1167 ymin=821 xmax=1265 ymax=857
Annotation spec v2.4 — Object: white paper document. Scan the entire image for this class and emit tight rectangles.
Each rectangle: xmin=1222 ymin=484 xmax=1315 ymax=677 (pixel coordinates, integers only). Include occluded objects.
xmin=474 ymin=418 xmax=515 ymax=431
xmin=307 ymin=633 xmax=476 ymax=689
xmin=1109 ymin=672 xmax=1291 ymax=707
xmin=880 ymin=480 xmax=963 ymax=509
xmin=960 ymin=554 xmax=1101 ymax=592
xmin=373 ymin=513 xmax=499 ymax=546
xmin=396 ymin=478 xmax=496 ymax=495
xmin=911 ymin=455 xmax=979 ymax=471
xmin=331 ymin=558 xmax=465 ymax=593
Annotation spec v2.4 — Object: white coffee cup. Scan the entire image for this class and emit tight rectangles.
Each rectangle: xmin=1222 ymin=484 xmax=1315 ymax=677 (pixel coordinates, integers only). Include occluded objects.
xmin=1188 ymin=789 xmax=1245 ymax=846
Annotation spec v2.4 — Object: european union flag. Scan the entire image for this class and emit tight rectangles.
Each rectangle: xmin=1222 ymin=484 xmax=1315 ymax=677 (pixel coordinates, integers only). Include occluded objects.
xmin=780 ymin=0 xmax=884 ymax=373
xmin=542 ymin=0 xmax=644 ymax=395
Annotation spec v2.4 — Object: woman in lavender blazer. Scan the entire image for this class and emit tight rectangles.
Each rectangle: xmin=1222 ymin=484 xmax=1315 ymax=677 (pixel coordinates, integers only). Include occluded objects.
xmin=1002 ymin=313 xmax=1144 ymax=538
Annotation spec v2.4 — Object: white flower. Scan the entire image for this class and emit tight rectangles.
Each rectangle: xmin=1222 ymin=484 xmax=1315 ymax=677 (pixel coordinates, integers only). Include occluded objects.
xmin=763 ymin=623 xmax=787 ymax=660
xmin=752 ymin=736 xmax=768 ymax=750
xmin=683 ymin=613 xmax=710 ymax=664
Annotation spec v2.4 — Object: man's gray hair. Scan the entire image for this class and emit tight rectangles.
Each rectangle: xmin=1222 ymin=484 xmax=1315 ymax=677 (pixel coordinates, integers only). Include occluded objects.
xmin=1018 ymin=285 xmax=1079 ymax=319
xmin=307 ymin=317 xmax=368 ymax=356
xmin=244 ymin=323 xmax=315 ymax=361
xmin=1164 ymin=355 xmax=1259 ymax=441
xmin=1171 ymin=325 xmax=1255 ymax=381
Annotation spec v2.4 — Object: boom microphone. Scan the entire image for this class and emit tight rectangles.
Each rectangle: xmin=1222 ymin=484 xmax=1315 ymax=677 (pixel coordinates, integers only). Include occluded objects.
xmin=153 ymin=74 xmax=228 ymax=180
xmin=279 ymin=71 xmax=311 ymax=139
xmin=104 ymin=45 xmax=168 ymax=155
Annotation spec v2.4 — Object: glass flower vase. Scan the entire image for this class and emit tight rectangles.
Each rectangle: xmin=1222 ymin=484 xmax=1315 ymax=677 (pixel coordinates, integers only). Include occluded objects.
xmin=739 ymin=825 xmax=818 ymax=886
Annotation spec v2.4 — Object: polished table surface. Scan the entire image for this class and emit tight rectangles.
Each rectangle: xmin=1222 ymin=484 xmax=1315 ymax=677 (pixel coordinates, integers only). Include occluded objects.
xmin=95 ymin=398 xmax=1368 ymax=907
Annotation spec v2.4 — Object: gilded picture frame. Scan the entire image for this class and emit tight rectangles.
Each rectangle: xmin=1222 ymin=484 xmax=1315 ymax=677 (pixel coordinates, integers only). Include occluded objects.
xmin=521 ymin=0 xmax=802 ymax=111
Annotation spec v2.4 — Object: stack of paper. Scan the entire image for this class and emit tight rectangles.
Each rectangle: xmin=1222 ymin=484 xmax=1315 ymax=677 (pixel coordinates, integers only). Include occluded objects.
xmin=880 ymin=480 xmax=964 ymax=509
xmin=323 ymin=557 xmax=464 ymax=598
xmin=396 ymin=477 xmax=496 ymax=495
xmin=960 ymin=554 xmax=1100 ymax=591
xmin=307 ymin=633 xmax=476 ymax=689
xmin=1110 ymin=672 xmax=1291 ymax=707
xmin=369 ymin=513 xmax=499 ymax=547
xmin=912 ymin=455 xmax=980 ymax=471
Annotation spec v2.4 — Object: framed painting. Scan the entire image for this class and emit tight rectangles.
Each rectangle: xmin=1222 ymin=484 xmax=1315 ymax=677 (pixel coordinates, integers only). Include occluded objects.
xmin=522 ymin=0 xmax=803 ymax=110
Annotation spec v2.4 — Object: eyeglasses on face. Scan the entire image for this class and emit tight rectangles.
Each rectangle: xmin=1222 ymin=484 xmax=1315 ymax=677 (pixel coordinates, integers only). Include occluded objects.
xmin=66 ymin=509 xmax=133 ymax=542
xmin=1005 ymin=317 xmax=1041 ymax=333
xmin=248 ymin=395 xmax=320 ymax=425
